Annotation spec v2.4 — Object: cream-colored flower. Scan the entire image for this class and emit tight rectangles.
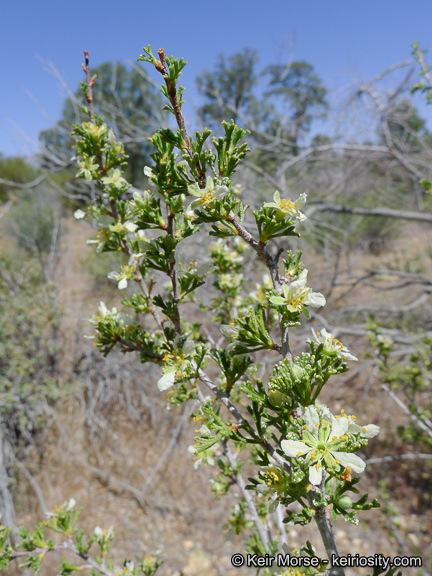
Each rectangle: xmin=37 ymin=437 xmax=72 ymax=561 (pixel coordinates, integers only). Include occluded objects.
xmin=101 ymin=169 xmax=128 ymax=190
xmin=187 ymin=176 xmax=229 ymax=211
xmin=85 ymin=122 xmax=107 ymax=138
xmin=158 ymin=337 xmax=196 ymax=391
xmin=263 ymin=190 xmax=307 ymax=222
xmin=89 ymin=302 xmax=133 ymax=327
xmin=311 ymin=328 xmax=358 ymax=361
xmin=281 ymin=405 xmax=379 ymax=485
xmin=76 ymin=156 xmax=99 ymax=181
xmin=107 ymin=271 xmax=128 ymax=290
xmin=269 ymin=270 xmax=325 ymax=312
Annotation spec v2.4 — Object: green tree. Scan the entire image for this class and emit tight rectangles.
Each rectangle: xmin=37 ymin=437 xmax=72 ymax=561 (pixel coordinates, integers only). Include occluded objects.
xmin=6 ymin=189 xmax=62 ymax=282
xmin=0 ymin=155 xmax=39 ymax=203
xmin=265 ymin=61 xmax=328 ymax=155
xmin=385 ymin=98 xmax=431 ymax=150
xmin=197 ymin=49 xmax=259 ymax=126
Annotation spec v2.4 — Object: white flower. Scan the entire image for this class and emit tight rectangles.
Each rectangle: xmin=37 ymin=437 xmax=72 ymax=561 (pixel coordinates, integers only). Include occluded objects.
xmin=46 ymin=498 xmax=77 ymax=518
xmin=346 ymin=415 xmax=380 ymax=438
xmin=256 ymin=465 xmax=289 ymax=513
xmin=85 ymin=122 xmax=107 ymax=138
xmin=311 ymin=328 xmax=358 ymax=361
xmin=75 ymin=156 xmax=99 ymax=181
xmin=188 ymin=441 xmax=220 ymax=470
xmin=157 ymin=369 xmax=176 ymax=392
xmin=74 ymin=209 xmax=86 ymax=219
xmin=177 ymin=257 xmax=216 ymax=278
xmin=101 ymin=168 xmax=128 ymax=190
xmin=144 ymin=166 xmax=154 ymax=178
xmin=66 ymin=498 xmax=76 ymax=511
xmin=107 ymin=271 xmax=128 ymax=290
xmin=107 ymin=262 xmax=135 ymax=291
xmin=263 ymin=190 xmax=307 ymax=222
xmin=89 ymin=302 xmax=133 ymax=328
xmin=157 ymin=337 xmax=196 ymax=392
xmin=195 ymin=263 xmax=216 ymax=277
xmin=90 ymin=302 xmax=109 ymax=323
xmin=184 ymin=209 xmax=196 ymax=221
xmin=93 ymin=525 xmax=114 ymax=543
xmin=124 ymin=221 xmax=138 ymax=233
xmin=281 ymin=405 xmax=379 ymax=485
xmin=187 ymin=176 xmax=229 ymax=211
xmin=269 ymin=270 xmax=325 ymax=312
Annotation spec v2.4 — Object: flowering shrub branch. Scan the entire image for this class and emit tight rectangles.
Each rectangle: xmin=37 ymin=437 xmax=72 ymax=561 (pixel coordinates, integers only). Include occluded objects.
xmin=1 ymin=46 xmax=391 ymax=576
xmin=0 ymin=500 xmax=161 ymax=576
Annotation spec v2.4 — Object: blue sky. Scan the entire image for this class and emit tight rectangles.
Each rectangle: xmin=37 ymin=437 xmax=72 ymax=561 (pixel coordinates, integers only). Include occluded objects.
xmin=1 ymin=0 xmax=431 ymax=157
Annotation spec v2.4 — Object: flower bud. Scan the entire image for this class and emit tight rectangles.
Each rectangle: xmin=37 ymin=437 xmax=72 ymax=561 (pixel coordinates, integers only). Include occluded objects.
xmin=291 ymin=364 xmax=304 ymax=381
xmin=337 ymin=495 xmax=353 ymax=509
xmin=269 ymin=389 xmax=285 ymax=407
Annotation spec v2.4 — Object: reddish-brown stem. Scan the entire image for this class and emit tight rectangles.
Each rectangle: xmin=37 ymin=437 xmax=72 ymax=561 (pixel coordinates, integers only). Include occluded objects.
xmin=156 ymin=48 xmax=205 ymax=185
xmin=82 ymin=50 xmax=96 ymax=121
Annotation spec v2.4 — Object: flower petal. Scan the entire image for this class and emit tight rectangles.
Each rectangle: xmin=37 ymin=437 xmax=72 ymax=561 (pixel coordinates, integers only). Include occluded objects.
xmin=330 ymin=417 xmax=349 ymax=438
xmin=359 ymin=424 xmax=380 ymax=439
xmin=290 ymin=270 xmax=308 ymax=291
xmin=347 ymin=423 xmax=362 ymax=435
xmin=125 ymin=222 xmax=137 ymax=232
xmin=296 ymin=210 xmax=307 ymax=222
xmin=157 ymin=369 xmax=176 ymax=392
xmin=304 ymin=406 xmax=320 ymax=436
xmin=182 ymin=338 xmax=195 ymax=355
xmin=214 ymin=185 xmax=229 ymax=198
xmin=74 ymin=209 xmax=86 ymax=219
xmin=332 ymin=451 xmax=366 ymax=474
xmin=320 ymin=404 xmax=332 ymax=421
xmin=304 ymin=292 xmax=326 ymax=308
xmin=197 ymin=263 xmax=215 ymax=276
xmin=144 ymin=166 xmax=153 ymax=178
xmin=294 ymin=193 xmax=307 ymax=210
xmin=117 ymin=278 xmax=128 ymax=290
xmin=281 ymin=440 xmax=310 ymax=458
xmin=309 ymin=464 xmax=323 ymax=485
xmin=340 ymin=348 xmax=358 ymax=361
